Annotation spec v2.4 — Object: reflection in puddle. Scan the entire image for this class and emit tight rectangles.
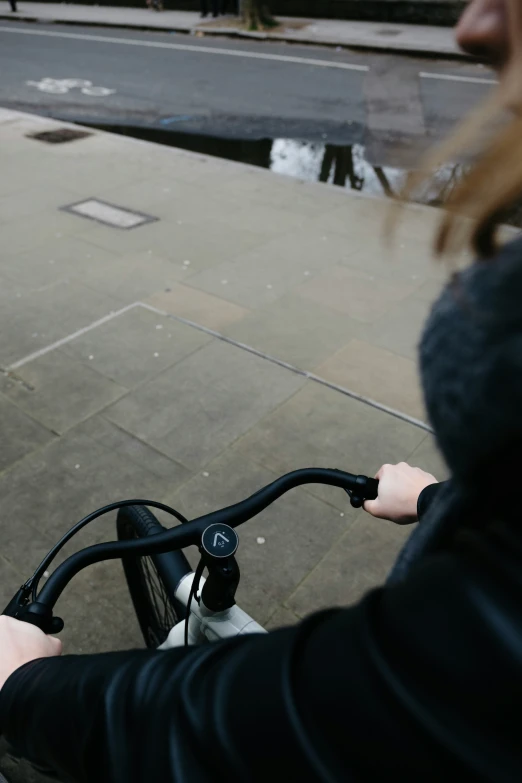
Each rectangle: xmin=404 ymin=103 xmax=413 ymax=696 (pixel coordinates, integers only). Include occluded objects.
xmin=269 ymin=139 xmax=465 ymax=207
xmin=89 ymin=125 xmax=520 ymax=224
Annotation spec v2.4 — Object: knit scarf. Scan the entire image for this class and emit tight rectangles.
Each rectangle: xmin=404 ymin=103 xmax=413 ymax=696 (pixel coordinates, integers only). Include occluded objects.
xmin=388 ymin=234 xmax=522 ymax=583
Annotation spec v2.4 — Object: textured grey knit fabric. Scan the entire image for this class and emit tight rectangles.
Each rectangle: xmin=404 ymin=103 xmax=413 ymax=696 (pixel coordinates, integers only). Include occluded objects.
xmin=389 ymin=234 xmax=522 ymax=582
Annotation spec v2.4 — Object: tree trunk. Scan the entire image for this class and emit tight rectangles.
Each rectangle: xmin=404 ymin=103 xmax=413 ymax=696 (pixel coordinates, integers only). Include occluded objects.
xmin=241 ymin=0 xmax=274 ymax=30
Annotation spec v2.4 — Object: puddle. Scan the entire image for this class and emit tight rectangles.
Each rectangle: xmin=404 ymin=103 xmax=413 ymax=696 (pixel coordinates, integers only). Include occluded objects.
xmin=269 ymin=139 xmax=464 ymax=207
xmin=90 ymin=124 xmax=522 ymax=225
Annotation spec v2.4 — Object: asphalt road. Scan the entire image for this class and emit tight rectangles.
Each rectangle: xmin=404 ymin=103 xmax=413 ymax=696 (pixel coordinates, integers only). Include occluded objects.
xmin=0 ymin=21 xmax=497 ymax=165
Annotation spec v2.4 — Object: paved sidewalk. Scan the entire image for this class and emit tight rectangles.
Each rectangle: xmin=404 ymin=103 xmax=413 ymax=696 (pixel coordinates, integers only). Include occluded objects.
xmin=0 ymin=107 xmax=453 ymax=666
xmin=0 ymin=3 xmax=465 ymax=58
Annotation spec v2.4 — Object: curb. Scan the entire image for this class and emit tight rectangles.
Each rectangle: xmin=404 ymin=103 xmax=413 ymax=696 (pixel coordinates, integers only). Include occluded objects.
xmin=0 ymin=13 xmax=471 ymax=60
xmin=192 ymin=26 xmax=469 ymax=60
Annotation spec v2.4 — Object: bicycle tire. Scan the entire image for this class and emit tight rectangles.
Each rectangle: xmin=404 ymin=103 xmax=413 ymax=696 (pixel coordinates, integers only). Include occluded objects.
xmin=117 ymin=505 xmax=191 ymax=649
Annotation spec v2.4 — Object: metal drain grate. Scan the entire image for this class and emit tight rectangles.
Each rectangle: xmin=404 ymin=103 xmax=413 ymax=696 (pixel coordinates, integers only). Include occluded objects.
xmin=62 ymin=198 xmax=158 ymax=230
xmin=27 ymin=128 xmax=92 ymax=144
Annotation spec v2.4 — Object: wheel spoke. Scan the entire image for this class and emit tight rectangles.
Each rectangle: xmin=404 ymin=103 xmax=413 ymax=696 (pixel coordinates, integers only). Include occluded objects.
xmin=140 ymin=555 xmax=177 ymax=644
xmin=122 ymin=516 xmax=180 ymax=649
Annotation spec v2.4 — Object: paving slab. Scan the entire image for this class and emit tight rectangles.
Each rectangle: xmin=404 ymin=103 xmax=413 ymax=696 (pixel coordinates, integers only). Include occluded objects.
xmin=145 ymin=283 xmax=250 ymax=332
xmin=0 ymin=279 xmax=121 ymax=367
xmin=407 ymin=431 xmax=449 ymax=479
xmin=2 ymin=236 xmax=122 ymax=289
xmin=0 ymin=351 xmax=127 ymax=434
xmin=105 ymin=338 xmax=305 ymax=470
xmin=0 ymin=209 xmax=85 ymax=257
xmin=186 ymin=234 xmax=343 ymax=309
xmin=75 ymin=415 xmax=185 ymax=481
xmin=265 ymin=605 xmax=300 ymax=630
xmin=79 ymin=250 xmax=189 ymax=302
xmin=236 ymin=381 xmax=427 ymax=510
xmin=338 ymin=234 xmax=441 ymax=284
xmin=297 ymin=263 xmax=421 ymax=323
xmin=0 ymin=555 xmax=28 ymax=610
xmin=0 ymin=185 xmax=79 ymax=225
xmin=229 ymin=224 xmax=361 ymax=272
xmin=0 ymin=422 xmax=190 ymax=559
xmin=53 ymin=559 xmax=143 ymax=654
xmin=358 ymin=293 xmax=433 ymax=360
xmin=78 ymin=213 xmax=270 ymax=269
xmin=60 ymin=305 xmax=211 ymax=389
xmin=223 ymin=293 xmax=358 ymax=371
xmin=315 ymin=338 xmax=426 ymax=421
xmin=0 ymin=392 xmax=55 ymax=472
xmin=286 ymin=511 xmax=411 ymax=616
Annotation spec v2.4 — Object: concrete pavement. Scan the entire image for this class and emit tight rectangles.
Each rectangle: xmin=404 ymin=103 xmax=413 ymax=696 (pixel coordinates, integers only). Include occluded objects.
xmin=0 ymin=105 xmax=456 ymax=669
xmin=0 ymin=3 xmax=466 ymax=58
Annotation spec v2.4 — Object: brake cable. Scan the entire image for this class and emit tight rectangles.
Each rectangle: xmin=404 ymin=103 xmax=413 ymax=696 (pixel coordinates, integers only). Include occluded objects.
xmin=26 ymin=499 xmax=188 ymax=602
xmin=184 ymin=558 xmax=205 ymax=647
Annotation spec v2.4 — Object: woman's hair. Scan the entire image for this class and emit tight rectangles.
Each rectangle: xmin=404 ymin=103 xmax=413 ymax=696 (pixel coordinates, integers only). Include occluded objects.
xmin=403 ymin=0 xmax=522 ymax=265
xmin=403 ymin=83 xmax=522 ymax=260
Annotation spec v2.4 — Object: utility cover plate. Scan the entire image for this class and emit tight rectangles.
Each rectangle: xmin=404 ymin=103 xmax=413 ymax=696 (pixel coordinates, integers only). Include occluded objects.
xmin=62 ymin=198 xmax=158 ymax=230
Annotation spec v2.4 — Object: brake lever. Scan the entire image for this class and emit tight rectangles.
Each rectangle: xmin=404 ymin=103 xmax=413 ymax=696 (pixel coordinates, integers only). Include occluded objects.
xmin=3 ymin=587 xmax=64 ymax=633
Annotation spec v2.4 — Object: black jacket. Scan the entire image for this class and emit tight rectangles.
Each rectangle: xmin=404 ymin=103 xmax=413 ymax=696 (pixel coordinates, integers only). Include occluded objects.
xmin=2 ymin=483 xmax=522 ymax=782
xmin=3 ymin=238 xmax=522 ymax=782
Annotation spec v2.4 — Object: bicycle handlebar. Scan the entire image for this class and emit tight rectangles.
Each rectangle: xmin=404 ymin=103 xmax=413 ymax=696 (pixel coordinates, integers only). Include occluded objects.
xmin=4 ymin=468 xmax=378 ymax=629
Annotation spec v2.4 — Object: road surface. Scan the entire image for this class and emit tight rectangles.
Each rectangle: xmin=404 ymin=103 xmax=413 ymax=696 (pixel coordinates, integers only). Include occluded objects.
xmin=0 ymin=22 xmax=496 ymax=160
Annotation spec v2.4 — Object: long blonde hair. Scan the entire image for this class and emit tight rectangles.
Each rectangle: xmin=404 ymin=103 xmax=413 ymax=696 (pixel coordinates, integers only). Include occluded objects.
xmin=406 ymin=2 xmax=522 ymax=259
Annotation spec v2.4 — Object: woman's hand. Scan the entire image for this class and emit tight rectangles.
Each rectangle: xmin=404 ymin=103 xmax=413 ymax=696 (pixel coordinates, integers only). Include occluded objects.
xmin=364 ymin=462 xmax=438 ymax=525
xmin=0 ymin=616 xmax=62 ymax=690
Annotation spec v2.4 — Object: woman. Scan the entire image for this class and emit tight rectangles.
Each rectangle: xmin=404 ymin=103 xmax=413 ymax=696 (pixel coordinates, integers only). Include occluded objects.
xmin=1 ymin=1 xmax=522 ymax=780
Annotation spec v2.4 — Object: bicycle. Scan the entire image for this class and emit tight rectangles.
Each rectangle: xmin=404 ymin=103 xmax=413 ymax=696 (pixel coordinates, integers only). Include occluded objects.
xmin=2 ymin=469 xmax=378 ymax=648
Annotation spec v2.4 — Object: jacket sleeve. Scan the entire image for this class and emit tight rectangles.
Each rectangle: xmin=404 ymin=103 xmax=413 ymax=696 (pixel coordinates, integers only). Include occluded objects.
xmin=417 ymin=480 xmax=447 ymax=521
xmin=1 ymin=517 xmax=521 ymax=783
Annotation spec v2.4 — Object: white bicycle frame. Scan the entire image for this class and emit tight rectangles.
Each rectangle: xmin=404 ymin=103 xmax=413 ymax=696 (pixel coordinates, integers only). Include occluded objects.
xmin=158 ymin=572 xmax=266 ymax=650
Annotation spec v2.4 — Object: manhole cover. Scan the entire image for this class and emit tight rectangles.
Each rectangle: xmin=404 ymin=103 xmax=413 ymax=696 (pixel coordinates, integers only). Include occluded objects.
xmin=27 ymin=128 xmax=92 ymax=144
xmin=376 ymin=28 xmax=401 ymax=37
xmin=62 ymin=198 xmax=158 ymax=230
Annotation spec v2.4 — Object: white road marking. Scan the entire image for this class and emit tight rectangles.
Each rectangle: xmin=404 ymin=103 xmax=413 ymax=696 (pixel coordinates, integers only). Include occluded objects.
xmin=420 ymin=71 xmax=498 ymax=86
xmin=26 ymin=77 xmax=116 ymax=96
xmin=0 ymin=25 xmax=369 ymax=72
xmin=82 ymin=85 xmax=116 ymax=97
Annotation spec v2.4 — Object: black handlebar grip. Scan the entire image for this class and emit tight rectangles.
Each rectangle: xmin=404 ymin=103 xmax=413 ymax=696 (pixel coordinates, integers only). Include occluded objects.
xmin=14 ymin=602 xmax=64 ymax=634
xmin=364 ymin=477 xmax=379 ymax=501
xmin=348 ymin=475 xmax=379 ymax=509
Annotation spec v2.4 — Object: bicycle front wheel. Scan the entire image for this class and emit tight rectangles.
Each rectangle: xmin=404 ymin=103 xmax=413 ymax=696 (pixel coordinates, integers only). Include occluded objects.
xmin=117 ymin=505 xmax=191 ymax=648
